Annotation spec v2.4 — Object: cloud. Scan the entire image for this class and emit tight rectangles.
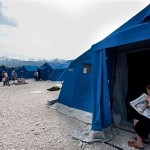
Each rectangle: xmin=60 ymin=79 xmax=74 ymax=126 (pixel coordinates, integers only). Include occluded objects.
xmin=0 ymin=2 xmax=17 ymax=27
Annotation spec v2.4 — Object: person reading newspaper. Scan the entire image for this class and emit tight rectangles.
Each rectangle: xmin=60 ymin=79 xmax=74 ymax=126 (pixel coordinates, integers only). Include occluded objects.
xmin=128 ymin=85 xmax=150 ymax=149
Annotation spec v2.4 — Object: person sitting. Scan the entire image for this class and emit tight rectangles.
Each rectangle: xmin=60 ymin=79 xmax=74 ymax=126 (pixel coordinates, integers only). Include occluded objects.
xmin=18 ymin=77 xmax=27 ymax=84
xmin=12 ymin=77 xmax=28 ymax=85
xmin=128 ymin=85 xmax=150 ymax=149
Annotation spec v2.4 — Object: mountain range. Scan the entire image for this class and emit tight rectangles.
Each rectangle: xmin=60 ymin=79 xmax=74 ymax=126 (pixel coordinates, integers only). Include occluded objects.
xmin=0 ymin=56 xmax=67 ymax=67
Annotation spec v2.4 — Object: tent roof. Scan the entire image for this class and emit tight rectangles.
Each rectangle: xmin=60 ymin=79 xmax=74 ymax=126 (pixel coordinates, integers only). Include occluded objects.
xmin=15 ymin=65 xmax=38 ymax=71
xmin=55 ymin=60 xmax=73 ymax=69
xmin=23 ymin=65 xmax=38 ymax=71
xmin=92 ymin=4 xmax=150 ymax=50
xmin=38 ymin=63 xmax=54 ymax=70
xmin=50 ymin=63 xmax=62 ymax=69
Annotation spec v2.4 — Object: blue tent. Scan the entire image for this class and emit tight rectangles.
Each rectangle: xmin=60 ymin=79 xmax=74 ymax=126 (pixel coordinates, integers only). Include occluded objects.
xmin=56 ymin=4 xmax=150 ymax=142
xmin=15 ymin=65 xmax=38 ymax=79
xmin=0 ymin=68 xmax=3 ymax=81
xmin=49 ymin=60 xmax=73 ymax=81
xmin=38 ymin=63 xmax=54 ymax=80
xmin=50 ymin=62 xmax=63 ymax=69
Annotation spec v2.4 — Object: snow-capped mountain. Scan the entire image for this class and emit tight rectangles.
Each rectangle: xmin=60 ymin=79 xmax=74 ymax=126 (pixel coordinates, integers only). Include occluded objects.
xmin=0 ymin=56 xmax=67 ymax=67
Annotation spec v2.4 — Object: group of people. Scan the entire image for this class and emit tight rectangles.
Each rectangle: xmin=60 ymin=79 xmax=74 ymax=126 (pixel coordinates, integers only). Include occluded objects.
xmin=1 ymin=70 xmax=27 ymax=86
xmin=1 ymin=70 xmax=18 ymax=86
xmin=128 ymin=85 xmax=150 ymax=149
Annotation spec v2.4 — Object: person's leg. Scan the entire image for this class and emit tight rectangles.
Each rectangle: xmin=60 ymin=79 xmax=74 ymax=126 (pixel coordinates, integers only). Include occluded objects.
xmin=133 ymin=119 xmax=139 ymax=125
xmin=128 ymin=120 xmax=146 ymax=149
xmin=136 ymin=134 xmax=144 ymax=147
xmin=7 ymin=79 xmax=10 ymax=86
xmin=6 ymin=78 xmax=9 ymax=86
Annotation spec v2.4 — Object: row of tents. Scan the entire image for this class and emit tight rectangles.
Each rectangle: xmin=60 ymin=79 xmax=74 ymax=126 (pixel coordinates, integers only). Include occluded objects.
xmin=0 ymin=60 xmax=73 ymax=81
xmin=52 ymin=4 xmax=150 ymax=142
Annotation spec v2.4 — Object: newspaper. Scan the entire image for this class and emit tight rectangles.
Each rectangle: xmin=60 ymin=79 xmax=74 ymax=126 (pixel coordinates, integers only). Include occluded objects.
xmin=130 ymin=93 xmax=150 ymax=119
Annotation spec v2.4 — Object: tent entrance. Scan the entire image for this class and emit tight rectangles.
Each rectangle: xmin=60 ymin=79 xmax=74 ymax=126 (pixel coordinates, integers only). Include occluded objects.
xmin=127 ymin=48 xmax=150 ymax=121
xmin=127 ymin=50 xmax=150 ymax=100
xmin=110 ymin=40 xmax=150 ymax=123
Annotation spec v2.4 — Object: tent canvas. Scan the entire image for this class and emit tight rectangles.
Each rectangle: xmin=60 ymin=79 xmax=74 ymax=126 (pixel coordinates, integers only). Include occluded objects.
xmin=0 ymin=68 xmax=3 ymax=81
xmin=56 ymin=50 xmax=93 ymax=123
xmin=15 ymin=65 xmax=38 ymax=79
xmin=54 ymin=4 xmax=150 ymax=142
xmin=50 ymin=62 xmax=63 ymax=69
xmin=91 ymin=4 xmax=150 ymax=129
xmin=38 ymin=63 xmax=54 ymax=80
xmin=49 ymin=60 xmax=73 ymax=81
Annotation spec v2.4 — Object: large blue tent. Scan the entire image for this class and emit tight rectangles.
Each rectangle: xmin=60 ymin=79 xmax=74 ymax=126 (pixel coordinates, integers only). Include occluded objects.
xmin=49 ymin=60 xmax=73 ymax=81
xmin=55 ymin=4 xmax=150 ymax=142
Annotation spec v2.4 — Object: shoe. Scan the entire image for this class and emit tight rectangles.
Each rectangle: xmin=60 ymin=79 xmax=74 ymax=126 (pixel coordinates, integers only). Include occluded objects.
xmin=128 ymin=140 xmax=144 ymax=149
xmin=134 ymin=137 xmax=150 ymax=144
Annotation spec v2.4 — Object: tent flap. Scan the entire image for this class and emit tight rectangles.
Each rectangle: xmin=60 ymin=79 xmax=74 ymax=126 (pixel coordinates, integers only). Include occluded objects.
xmin=92 ymin=49 xmax=112 ymax=130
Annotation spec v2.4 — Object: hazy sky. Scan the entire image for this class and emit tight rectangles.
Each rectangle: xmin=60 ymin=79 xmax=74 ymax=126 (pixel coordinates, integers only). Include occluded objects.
xmin=0 ymin=0 xmax=149 ymax=60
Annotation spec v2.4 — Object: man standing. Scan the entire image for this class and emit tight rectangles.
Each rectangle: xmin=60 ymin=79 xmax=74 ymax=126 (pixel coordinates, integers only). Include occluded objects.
xmin=2 ymin=71 xmax=10 ymax=86
xmin=34 ymin=70 xmax=39 ymax=81
xmin=11 ymin=70 xmax=18 ymax=81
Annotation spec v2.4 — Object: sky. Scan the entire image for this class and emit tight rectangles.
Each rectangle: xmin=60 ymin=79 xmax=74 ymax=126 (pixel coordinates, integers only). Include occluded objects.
xmin=0 ymin=0 xmax=149 ymax=60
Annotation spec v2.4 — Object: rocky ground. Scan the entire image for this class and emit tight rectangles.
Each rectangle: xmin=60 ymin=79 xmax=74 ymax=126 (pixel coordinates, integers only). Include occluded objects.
xmin=0 ymin=79 xmax=150 ymax=150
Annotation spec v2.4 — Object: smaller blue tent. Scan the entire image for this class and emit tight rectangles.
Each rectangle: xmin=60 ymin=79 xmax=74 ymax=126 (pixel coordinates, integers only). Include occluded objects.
xmin=49 ymin=60 xmax=73 ymax=81
xmin=15 ymin=65 xmax=38 ymax=79
xmin=38 ymin=63 xmax=54 ymax=80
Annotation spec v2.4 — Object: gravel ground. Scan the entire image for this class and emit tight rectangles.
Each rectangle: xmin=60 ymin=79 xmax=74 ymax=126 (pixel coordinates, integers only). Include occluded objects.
xmin=0 ymin=79 xmax=150 ymax=150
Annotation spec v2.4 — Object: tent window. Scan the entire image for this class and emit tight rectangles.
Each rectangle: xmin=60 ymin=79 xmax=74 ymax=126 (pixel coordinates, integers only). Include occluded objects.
xmin=83 ymin=64 xmax=92 ymax=74
xmin=142 ymin=16 xmax=150 ymax=23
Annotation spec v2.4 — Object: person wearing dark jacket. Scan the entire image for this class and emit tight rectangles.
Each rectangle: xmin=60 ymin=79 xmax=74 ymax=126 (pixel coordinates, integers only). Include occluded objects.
xmin=128 ymin=85 xmax=150 ymax=149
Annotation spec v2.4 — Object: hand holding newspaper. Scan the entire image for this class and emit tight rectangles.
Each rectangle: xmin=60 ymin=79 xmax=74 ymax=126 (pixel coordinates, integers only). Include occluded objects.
xmin=130 ymin=93 xmax=150 ymax=119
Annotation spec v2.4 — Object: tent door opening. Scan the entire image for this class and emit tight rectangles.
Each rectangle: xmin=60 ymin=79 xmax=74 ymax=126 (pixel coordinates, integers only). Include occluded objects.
xmin=109 ymin=40 xmax=150 ymax=124
xmin=127 ymin=49 xmax=150 ymax=121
